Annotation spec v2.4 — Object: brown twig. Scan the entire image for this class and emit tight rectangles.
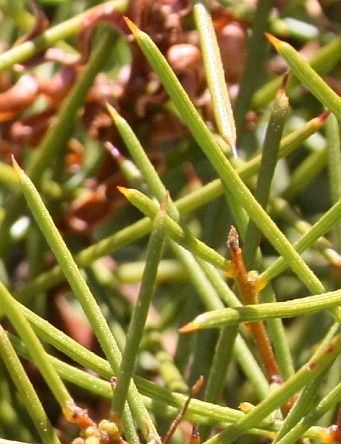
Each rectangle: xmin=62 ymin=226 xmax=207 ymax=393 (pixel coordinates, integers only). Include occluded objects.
xmin=226 ymin=226 xmax=281 ymax=382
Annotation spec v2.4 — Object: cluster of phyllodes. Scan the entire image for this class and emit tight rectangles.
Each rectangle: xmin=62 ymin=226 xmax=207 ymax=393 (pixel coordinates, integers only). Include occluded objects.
xmin=0 ymin=0 xmax=247 ymax=233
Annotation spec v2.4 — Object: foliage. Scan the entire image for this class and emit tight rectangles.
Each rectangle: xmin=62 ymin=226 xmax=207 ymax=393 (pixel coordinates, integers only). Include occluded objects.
xmin=1 ymin=1 xmax=341 ymax=443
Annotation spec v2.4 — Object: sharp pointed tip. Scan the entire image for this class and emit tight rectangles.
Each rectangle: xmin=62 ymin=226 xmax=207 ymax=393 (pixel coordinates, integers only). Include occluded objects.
xmin=178 ymin=322 xmax=200 ymax=333
xmin=123 ymin=16 xmax=140 ymax=36
xmin=280 ymin=70 xmax=290 ymax=91
xmin=106 ymin=102 xmax=119 ymax=119
xmin=11 ymin=154 xmax=17 ymax=166
xmin=106 ymin=141 xmax=125 ymax=163
xmin=117 ymin=185 xmax=128 ymax=195
xmin=11 ymin=155 xmax=23 ymax=176
xmin=231 ymin=142 xmax=238 ymax=159
xmin=318 ymin=110 xmax=330 ymax=124
xmin=265 ymin=33 xmax=281 ymax=48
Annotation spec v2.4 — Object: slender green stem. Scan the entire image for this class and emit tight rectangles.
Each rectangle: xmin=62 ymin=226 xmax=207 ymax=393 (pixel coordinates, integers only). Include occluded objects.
xmin=233 ymin=335 xmax=270 ymax=400
xmin=12 ymin=159 xmax=157 ymax=440
xmin=205 ymin=332 xmax=341 ymax=443
xmin=170 ymin=239 xmax=268 ymax=397
xmin=146 ymin=330 xmax=188 ymax=393
xmin=107 ymin=105 xmax=180 ymax=221
xmin=0 ymin=0 xmax=34 ymax=30
xmin=13 ymin=158 xmax=120 ymax=372
xmin=244 ymin=76 xmax=289 ymax=268
xmin=276 ymin=380 xmax=341 ymax=444
xmin=119 ymin=186 xmax=230 ymax=270
xmin=179 ymin=287 xmax=341 ymax=331
xmin=0 ymin=325 xmax=62 ymax=444
xmin=263 ymin=197 xmax=341 ymax=284
xmin=12 ymin=298 xmax=283 ymax=437
xmin=14 ymin=217 xmax=153 ymax=305
xmin=125 ymin=18 xmax=324 ymax=295
xmin=166 ymin=243 xmax=268 ymax=406
xmin=273 ymin=323 xmax=341 ymax=444
xmin=14 ymin=113 xmax=328 ymax=304
xmin=11 ymin=329 xmax=279 ymax=435
xmin=267 ymin=34 xmax=341 ymax=122
xmin=109 ymin=104 xmax=262 ymax=407
xmin=272 ymin=374 xmax=325 ymax=443
xmin=110 ymin=201 xmax=166 ymax=422
xmin=281 ymin=145 xmax=327 ymax=202
xmin=270 ymin=196 xmax=341 ymax=265
xmin=326 ymin=113 xmax=341 ymax=252
xmin=199 ymin=325 xmax=239 ymax=441
xmin=237 ymin=112 xmax=328 ymax=183
xmin=171 ymin=243 xmax=226 ymax=310
xmin=194 ymin=0 xmax=236 ymax=155
xmin=0 ymin=280 xmax=72 ymax=407
xmin=234 ymin=0 xmax=273 ymax=138
xmin=252 ymin=36 xmax=341 ymax=109
xmin=116 ymin=259 xmax=187 ymax=283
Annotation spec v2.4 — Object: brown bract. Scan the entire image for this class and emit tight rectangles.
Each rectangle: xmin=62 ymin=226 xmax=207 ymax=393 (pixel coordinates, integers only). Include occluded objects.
xmin=0 ymin=0 xmax=248 ymax=233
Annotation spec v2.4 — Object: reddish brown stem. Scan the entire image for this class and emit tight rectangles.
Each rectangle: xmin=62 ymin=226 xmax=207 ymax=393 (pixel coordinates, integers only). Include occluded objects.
xmin=227 ymin=226 xmax=281 ymax=382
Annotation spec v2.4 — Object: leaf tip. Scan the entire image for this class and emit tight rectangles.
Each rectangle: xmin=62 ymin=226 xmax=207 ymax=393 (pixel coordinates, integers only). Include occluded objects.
xmin=106 ymin=103 xmax=119 ymax=121
xmin=106 ymin=142 xmax=127 ymax=167
xmin=178 ymin=321 xmax=201 ymax=333
xmin=280 ymin=70 xmax=290 ymax=92
xmin=117 ymin=186 xmax=134 ymax=202
xmin=317 ymin=110 xmax=330 ymax=125
xmin=325 ymin=248 xmax=341 ymax=267
xmin=123 ymin=16 xmax=140 ymax=37
xmin=265 ymin=32 xmax=281 ymax=49
xmin=11 ymin=155 xmax=24 ymax=177
xmin=117 ymin=185 xmax=129 ymax=197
